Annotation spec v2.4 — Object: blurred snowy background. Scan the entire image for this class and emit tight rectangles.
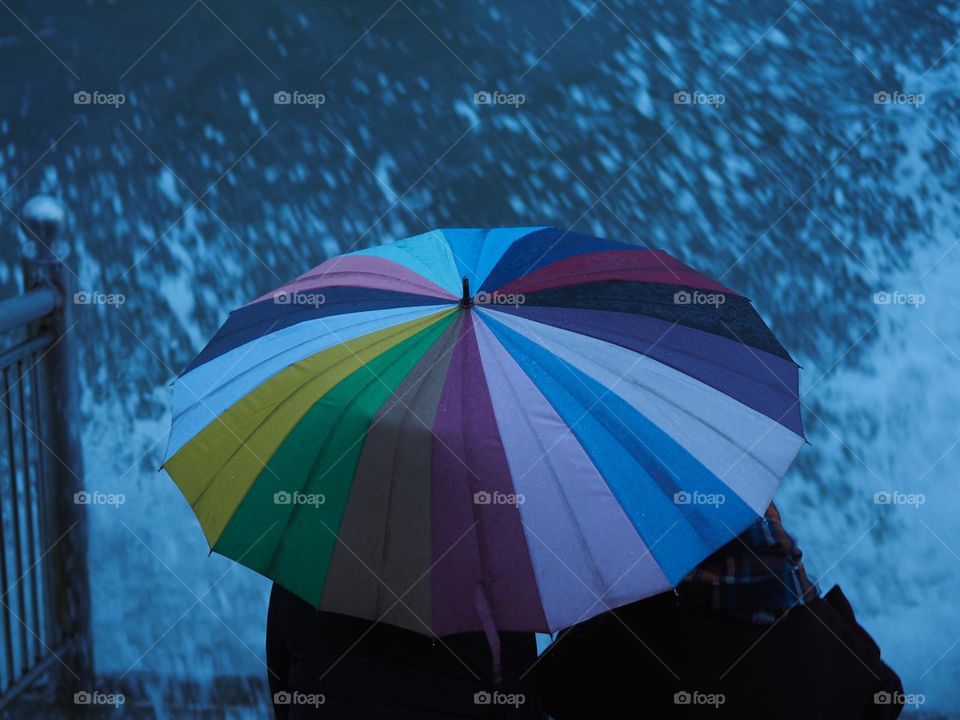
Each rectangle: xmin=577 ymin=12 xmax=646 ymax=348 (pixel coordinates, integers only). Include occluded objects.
xmin=1 ymin=0 xmax=958 ymax=715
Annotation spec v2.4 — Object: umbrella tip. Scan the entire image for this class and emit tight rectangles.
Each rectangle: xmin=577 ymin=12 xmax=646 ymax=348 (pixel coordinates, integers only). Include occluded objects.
xmin=460 ymin=277 xmax=472 ymax=307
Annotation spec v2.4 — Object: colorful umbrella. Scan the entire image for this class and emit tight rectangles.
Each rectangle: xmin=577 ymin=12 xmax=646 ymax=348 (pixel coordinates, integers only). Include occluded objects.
xmin=163 ymin=226 xmax=804 ymax=640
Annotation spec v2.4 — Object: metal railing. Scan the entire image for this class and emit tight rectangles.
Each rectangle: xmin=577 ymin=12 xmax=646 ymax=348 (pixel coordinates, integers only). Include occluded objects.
xmin=0 ymin=197 xmax=92 ymax=709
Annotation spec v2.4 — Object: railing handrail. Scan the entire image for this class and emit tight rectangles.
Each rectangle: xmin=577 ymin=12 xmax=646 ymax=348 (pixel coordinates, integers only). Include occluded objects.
xmin=0 ymin=195 xmax=92 ymax=704
xmin=0 ymin=288 xmax=58 ymax=335
xmin=0 ymin=333 xmax=54 ymax=372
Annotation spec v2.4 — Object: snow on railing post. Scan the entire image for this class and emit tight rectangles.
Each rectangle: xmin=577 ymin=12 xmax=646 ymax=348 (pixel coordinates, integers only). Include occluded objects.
xmin=19 ymin=196 xmax=93 ymax=694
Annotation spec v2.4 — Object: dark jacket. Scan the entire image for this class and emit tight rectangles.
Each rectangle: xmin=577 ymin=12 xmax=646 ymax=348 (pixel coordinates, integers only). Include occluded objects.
xmin=267 ymin=584 xmax=544 ymax=719
xmin=538 ymin=585 xmax=904 ymax=719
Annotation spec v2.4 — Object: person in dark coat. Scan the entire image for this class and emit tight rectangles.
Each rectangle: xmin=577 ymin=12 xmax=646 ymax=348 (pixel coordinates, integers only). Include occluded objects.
xmin=537 ymin=503 xmax=904 ymax=719
xmin=266 ymin=583 xmax=544 ymax=719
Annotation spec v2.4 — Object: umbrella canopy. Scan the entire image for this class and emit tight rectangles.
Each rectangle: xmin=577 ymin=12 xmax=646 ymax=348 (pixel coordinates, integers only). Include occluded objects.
xmin=163 ymin=226 xmax=804 ymax=637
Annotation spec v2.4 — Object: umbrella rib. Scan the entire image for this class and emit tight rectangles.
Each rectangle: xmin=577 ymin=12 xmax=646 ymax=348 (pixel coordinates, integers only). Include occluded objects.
xmin=189 ymin=313 xmax=450 ymax=514
xmin=480 ymin=311 xmax=766 ymax=560
xmin=293 ymin=313 xmax=476 ymax=494
xmin=229 ymin=309 xmax=476 ymax=581
xmin=369 ymin=318 xmax=464 ymax=620
xmin=186 ymin=292 xmax=451 ymax=366
xmin=488 ymin=310 xmax=794 ymax=483
xmin=172 ymin=306 xmax=441 ymax=424
xmin=475 ymin=316 xmax=610 ymax=608
xmin=253 ymin=317 xmax=455 ymax=576
xmin=260 ymin=362 xmax=397 ymax=578
xmin=265 ymin=265 xmax=457 ymax=302
xmin=481 ymin=305 xmax=799 ymax=402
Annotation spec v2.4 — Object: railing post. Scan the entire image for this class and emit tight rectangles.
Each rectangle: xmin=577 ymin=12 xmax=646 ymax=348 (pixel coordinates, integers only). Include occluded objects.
xmin=18 ymin=196 xmax=93 ymax=694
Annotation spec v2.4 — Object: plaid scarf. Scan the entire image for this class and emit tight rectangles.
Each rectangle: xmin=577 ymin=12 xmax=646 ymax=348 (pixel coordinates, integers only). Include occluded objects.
xmin=676 ymin=503 xmax=820 ymax=624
